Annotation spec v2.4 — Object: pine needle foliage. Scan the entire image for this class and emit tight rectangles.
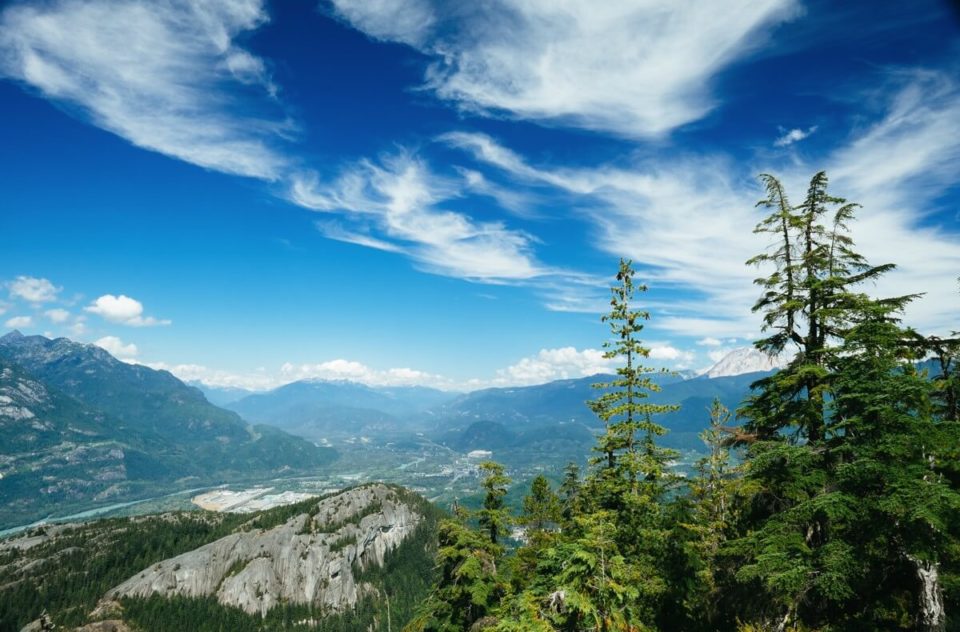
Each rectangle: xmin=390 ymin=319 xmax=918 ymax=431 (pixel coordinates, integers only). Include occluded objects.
xmin=587 ymin=258 xmax=679 ymax=506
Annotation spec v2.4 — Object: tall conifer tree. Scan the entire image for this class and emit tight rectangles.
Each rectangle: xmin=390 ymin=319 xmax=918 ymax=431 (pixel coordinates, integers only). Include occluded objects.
xmin=733 ymin=172 xmax=957 ymax=630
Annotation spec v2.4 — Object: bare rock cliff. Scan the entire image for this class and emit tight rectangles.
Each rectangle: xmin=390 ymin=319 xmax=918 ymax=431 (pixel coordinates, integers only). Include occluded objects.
xmin=105 ymin=484 xmax=421 ymax=616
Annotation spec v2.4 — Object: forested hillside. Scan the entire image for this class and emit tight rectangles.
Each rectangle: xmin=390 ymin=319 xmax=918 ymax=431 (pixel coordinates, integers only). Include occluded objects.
xmin=405 ymin=173 xmax=960 ymax=632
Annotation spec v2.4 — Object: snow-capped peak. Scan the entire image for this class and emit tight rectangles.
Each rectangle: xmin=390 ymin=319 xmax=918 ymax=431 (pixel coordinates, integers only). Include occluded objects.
xmin=703 ymin=347 xmax=789 ymax=379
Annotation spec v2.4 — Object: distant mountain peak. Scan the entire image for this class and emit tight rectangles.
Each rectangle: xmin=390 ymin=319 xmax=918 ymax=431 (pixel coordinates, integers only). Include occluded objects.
xmin=703 ymin=347 xmax=789 ymax=379
xmin=1 ymin=329 xmax=24 ymax=341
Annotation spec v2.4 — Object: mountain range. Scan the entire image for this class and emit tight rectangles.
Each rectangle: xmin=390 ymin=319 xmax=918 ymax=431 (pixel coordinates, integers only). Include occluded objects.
xmin=0 ymin=331 xmax=337 ymax=529
xmin=222 ymin=380 xmax=453 ymax=440
xmin=214 ymin=348 xmax=778 ymax=455
xmin=0 ymin=330 xmax=782 ymax=529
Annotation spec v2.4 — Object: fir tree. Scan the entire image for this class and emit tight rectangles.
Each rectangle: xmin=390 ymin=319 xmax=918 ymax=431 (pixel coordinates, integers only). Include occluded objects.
xmin=403 ymin=516 xmax=504 ymax=632
xmin=685 ymin=400 xmax=740 ymax=621
xmin=558 ymin=462 xmax=582 ymax=528
xmin=587 ymin=258 xmax=679 ymax=510
xmin=732 ymin=171 xmax=953 ymax=630
xmin=405 ymin=473 xmax=510 ymax=632
xmin=498 ymin=259 xmax=678 ymax=631
xmin=478 ymin=461 xmax=512 ymax=545
xmin=520 ymin=475 xmax=561 ymax=535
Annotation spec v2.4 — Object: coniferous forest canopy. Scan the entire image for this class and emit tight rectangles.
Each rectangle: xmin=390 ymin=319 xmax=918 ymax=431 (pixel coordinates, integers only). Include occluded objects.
xmin=404 ymin=172 xmax=960 ymax=632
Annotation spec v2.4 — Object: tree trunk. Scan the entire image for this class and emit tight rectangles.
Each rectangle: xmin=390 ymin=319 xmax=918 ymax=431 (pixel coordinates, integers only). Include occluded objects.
xmin=909 ymin=555 xmax=945 ymax=631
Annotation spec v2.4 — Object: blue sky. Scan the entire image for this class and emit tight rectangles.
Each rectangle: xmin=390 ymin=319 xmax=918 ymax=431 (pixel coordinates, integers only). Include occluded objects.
xmin=1 ymin=0 xmax=958 ymax=391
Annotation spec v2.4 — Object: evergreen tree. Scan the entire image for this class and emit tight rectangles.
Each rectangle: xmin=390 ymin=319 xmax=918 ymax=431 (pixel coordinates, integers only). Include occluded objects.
xmin=478 ymin=461 xmax=512 ymax=545
xmin=586 ymin=258 xmax=679 ymax=511
xmin=826 ymin=305 xmax=960 ymax=629
xmin=403 ymin=515 xmax=504 ymax=632
xmin=732 ymin=172 xmax=955 ymax=630
xmin=406 ymin=471 xmax=510 ymax=632
xmin=497 ymin=259 xmax=678 ymax=631
xmin=927 ymin=332 xmax=960 ymax=424
xmin=558 ymin=462 xmax=582 ymax=528
xmin=684 ymin=400 xmax=741 ymax=624
xmin=520 ymin=475 xmax=561 ymax=535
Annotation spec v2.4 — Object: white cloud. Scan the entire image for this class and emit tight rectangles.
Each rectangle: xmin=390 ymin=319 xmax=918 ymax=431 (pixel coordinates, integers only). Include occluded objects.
xmin=5 ymin=315 xmax=32 ymax=328
xmin=0 ymin=0 xmax=289 ymax=179
xmin=68 ymin=320 xmax=88 ymax=337
xmin=329 ymin=0 xmax=435 ymax=47
xmin=774 ymin=125 xmax=818 ymax=147
xmin=85 ymin=294 xmax=171 ymax=327
xmin=279 ymin=359 xmax=451 ymax=388
xmin=291 ymin=152 xmax=547 ymax=281
xmin=8 ymin=276 xmax=61 ymax=303
xmin=708 ymin=348 xmax=733 ymax=363
xmin=444 ymin=68 xmax=960 ymax=338
xmin=811 ymin=70 xmax=960 ymax=336
xmin=94 ymin=335 xmax=139 ymax=359
xmin=142 ymin=362 xmax=277 ymax=391
xmin=333 ymin=0 xmax=798 ymax=137
xmin=494 ymin=347 xmax=615 ymax=386
xmin=137 ymin=359 xmax=456 ymax=391
xmin=315 ymin=220 xmax=407 ymax=254
xmin=44 ymin=308 xmax=70 ymax=323
xmin=142 ymin=342 xmax=698 ymax=392
xmin=445 ymin=131 xmax=764 ymax=334
xmin=648 ymin=343 xmax=695 ymax=367
xmin=697 ymin=337 xmax=723 ymax=346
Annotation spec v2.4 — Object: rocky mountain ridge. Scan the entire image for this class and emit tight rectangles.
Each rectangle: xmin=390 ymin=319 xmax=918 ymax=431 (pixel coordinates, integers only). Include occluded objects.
xmin=105 ymin=484 xmax=422 ymax=616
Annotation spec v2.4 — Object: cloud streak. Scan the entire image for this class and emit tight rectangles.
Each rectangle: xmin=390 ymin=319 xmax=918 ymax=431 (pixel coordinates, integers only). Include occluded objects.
xmin=332 ymin=0 xmax=799 ymax=137
xmin=291 ymin=153 xmax=547 ymax=281
xmin=443 ymin=68 xmax=960 ymax=337
xmin=0 ymin=0 xmax=290 ymax=179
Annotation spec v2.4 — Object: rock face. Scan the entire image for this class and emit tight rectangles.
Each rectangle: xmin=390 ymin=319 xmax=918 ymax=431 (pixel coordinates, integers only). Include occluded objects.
xmin=106 ymin=484 xmax=421 ymax=616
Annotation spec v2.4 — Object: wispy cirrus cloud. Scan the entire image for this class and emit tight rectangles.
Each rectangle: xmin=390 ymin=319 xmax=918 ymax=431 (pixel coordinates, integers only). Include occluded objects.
xmin=0 ymin=0 xmax=560 ymax=291
xmin=327 ymin=0 xmax=435 ymax=47
xmin=291 ymin=152 xmax=548 ymax=282
xmin=822 ymin=69 xmax=960 ymax=335
xmin=443 ymin=131 xmax=764 ymax=331
xmin=0 ymin=0 xmax=291 ymax=179
xmin=330 ymin=0 xmax=799 ymax=137
xmin=443 ymin=67 xmax=960 ymax=337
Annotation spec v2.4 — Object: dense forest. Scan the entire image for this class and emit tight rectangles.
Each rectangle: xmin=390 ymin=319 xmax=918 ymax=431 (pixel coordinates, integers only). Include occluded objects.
xmin=405 ymin=172 xmax=960 ymax=632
